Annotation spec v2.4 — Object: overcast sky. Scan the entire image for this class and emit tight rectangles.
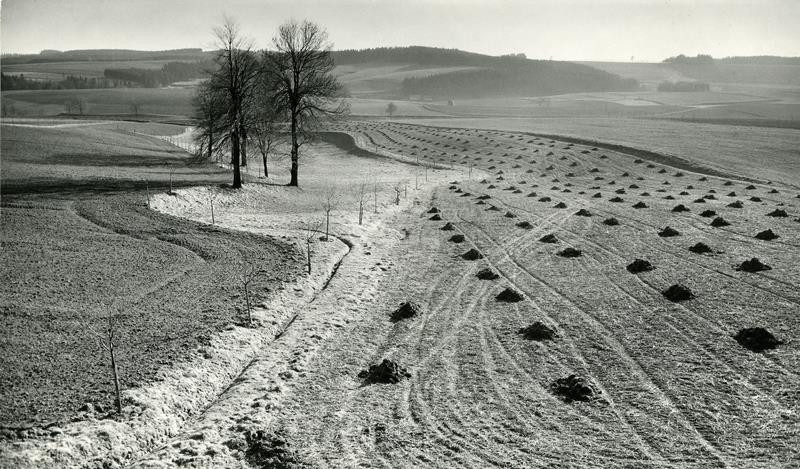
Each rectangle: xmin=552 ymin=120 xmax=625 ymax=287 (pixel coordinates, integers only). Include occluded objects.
xmin=1 ymin=0 xmax=798 ymax=61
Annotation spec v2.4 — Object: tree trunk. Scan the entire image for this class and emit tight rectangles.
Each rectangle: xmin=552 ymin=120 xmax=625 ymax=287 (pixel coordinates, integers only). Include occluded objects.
xmin=358 ymin=202 xmax=363 ymax=225
xmin=325 ymin=211 xmax=330 ymax=241
xmin=306 ymin=241 xmax=311 ymax=274
xmin=263 ymin=154 xmax=269 ymax=178
xmin=231 ymin=128 xmax=242 ymax=188
xmin=207 ymin=128 xmax=213 ymax=160
xmin=109 ymin=341 xmax=122 ymax=414
xmin=240 ymin=126 xmax=248 ymax=167
xmin=289 ymin=114 xmax=299 ymax=186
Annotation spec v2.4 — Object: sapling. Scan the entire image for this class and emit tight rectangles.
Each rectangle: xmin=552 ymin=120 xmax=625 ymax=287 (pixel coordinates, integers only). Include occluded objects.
xmin=321 ymin=187 xmax=338 ymax=241
xmin=87 ymin=313 xmax=123 ymax=415
xmin=240 ymin=263 xmax=263 ymax=326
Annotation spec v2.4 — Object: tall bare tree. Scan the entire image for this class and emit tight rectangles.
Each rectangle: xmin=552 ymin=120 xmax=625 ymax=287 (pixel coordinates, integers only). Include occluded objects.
xmin=265 ymin=19 xmax=348 ymax=187
xmin=251 ymin=71 xmax=283 ymax=178
xmin=193 ymin=79 xmax=228 ymax=161
xmin=207 ymin=17 xmax=260 ymax=188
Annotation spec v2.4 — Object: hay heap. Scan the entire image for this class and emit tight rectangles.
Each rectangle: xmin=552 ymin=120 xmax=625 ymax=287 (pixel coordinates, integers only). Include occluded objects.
xmin=550 ymin=375 xmax=598 ymax=402
xmin=504 ymin=211 xmax=517 ymax=218
xmin=575 ymin=209 xmax=592 ymax=217
xmin=766 ymin=209 xmax=788 ymax=218
xmin=735 ymin=258 xmax=772 ymax=273
xmin=391 ymin=302 xmax=421 ymax=322
xmin=554 ymin=202 xmax=567 ymax=209
xmin=626 ymin=259 xmax=654 ymax=274
xmin=602 ymin=217 xmax=620 ymax=226
xmin=592 ymin=193 xmax=602 ymax=198
xmin=663 ymin=284 xmax=694 ymax=302
xmin=539 ymin=234 xmax=558 ymax=243
xmin=449 ymin=234 xmax=465 ymax=243
xmin=699 ymin=210 xmax=717 ymax=218
xmin=245 ymin=430 xmax=300 ymax=469
xmin=429 ymin=214 xmax=442 ymax=221
xmin=359 ymin=359 xmax=411 ymax=384
xmin=710 ymin=217 xmax=731 ymax=227
xmin=440 ymin=222 xmax=455 ymax=231
xmin=755 ymin=229 xmax=779 ymax=241
xmin=539 ymin=197 xmax=552 ymax=202
xmin=689 ymin=242 xmax=713 ymax=254
xmin=487 ymin=205 xmax=500 ymax=211
xmin=672 ymin=204 xmax=690 ymax=213
xmin=496 ymin=287 xmax=525 ymax=302
xmin=462 ymin=249 xmax=484 ymax=260
xmin=476 ymin=268 xmax=499 ymax=280
xmin=609 ymin=196 xmax=624 ymax=203
xmin=632 ymin=201 xmax=648 ymax=209
xmin=518 ymin=322 xmax=558 ymax=341
xmin=516 ymin=221 xmax=534 ymax=229
xmin=658 ymin=226 xmax=680 ymax=237
xmin=558 ymin=247 xmax=582 ymax=258
xmin=427 ymin=207 xmax=440 ymax=214
xmin=733 ymin=327 xmax=783 ymax=352
xmin=728 ymin=201 xmax=743 ymax=208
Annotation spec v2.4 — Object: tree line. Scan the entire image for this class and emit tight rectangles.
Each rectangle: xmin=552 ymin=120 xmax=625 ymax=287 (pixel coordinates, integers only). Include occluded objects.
xmin=103 ymin=61 xmax=211 ymax=88
xmin=0 ymin=73 xmax=117 ymax=90
xmin=193 ymin=17 xmax=347 ymax=188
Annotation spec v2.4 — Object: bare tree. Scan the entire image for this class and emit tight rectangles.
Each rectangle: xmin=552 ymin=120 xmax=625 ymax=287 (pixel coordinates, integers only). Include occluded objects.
xmin=87 ymin=314 xmax=123 ymax=415
xmin=385 ymin=102 xmax=397 ymax=117
xmin=265 ymin=19 xmax=348 ymax=187
xmin=207 ymin=17 xmax=260 ymax=188
xmin=392 ymin=181 xmax=402 ymax=205
xmin=356 ymin=180 xmax=367 ymax=225
xmin=251 ymin=73 xmax=283 ymax=178
xmin=372 ymin=178 xmax=380 ymax=213
xmin=129 ymin=99 xmax=140 ymax=116
xmin=193 ymin=79 xmax=228 ymax=161
xmin=321 ymin=187 xmax=338 ymax=241
xmin=240 ymin=263 xmax=262 ymax=326
xmin=303 ymin=221 xmax=321 ymax=274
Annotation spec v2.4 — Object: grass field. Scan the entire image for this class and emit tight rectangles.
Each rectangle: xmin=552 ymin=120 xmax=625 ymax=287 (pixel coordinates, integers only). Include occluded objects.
xmin=1 ymin=87 xmax=195 ymax=118
xmin=0 ymin=121 xmax=303 ymax=428
xmin=1 ymin=59 xmax=187 ymax=81
xmin=392 ymin=117 xmax=800 ymax=187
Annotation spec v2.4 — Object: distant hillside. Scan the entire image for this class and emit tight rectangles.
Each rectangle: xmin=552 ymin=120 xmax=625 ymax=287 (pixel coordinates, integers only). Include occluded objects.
xmin=331 ymin=46 xmax=638 ymax=99
xmin=1 ymin=49 xmax=210 ymax=66
xmin=661 ymin=54 xmax=800 ymax=86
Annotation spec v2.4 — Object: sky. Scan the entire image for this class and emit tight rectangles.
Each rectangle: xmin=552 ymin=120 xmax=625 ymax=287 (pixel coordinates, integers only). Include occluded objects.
xmin=1 ymin=0 xmax=798 ymax=62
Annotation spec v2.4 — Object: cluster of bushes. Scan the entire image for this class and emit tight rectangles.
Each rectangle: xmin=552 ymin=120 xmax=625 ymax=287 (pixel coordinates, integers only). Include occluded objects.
xmin=103 ymin=61 xmax=210 ymax=88
xmin=657 ymin=81 xmax=710 ymax=92
xmin=0 ymin=73 xmax=116 ymax=90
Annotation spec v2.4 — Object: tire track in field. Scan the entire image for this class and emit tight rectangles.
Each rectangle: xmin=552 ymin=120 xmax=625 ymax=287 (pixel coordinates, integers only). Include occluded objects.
xmin=473 ymin=190 xmax=800 ymax=407
xmin=454 ymin=209 xmax=733 ymax=468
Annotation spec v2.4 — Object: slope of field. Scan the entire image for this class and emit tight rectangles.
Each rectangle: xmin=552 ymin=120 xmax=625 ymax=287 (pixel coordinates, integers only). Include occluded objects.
xmin=0 ymin=121 xmax=302 ymax=430
xmin=1 ymin=60 xmax=187 ymax=81
xmin=392 ymin=117 xmax=800 ymax=187
xmin=1 ymin=87 xmax=194 ymax=118
xmin=106 ymin=121 xmax=800 ymax=468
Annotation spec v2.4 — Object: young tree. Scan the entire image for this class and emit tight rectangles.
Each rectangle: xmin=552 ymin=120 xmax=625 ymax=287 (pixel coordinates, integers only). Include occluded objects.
xmin=321 ymin=187 xmax=338 ymax=241
xmin=385 ymin=102 xmax=397 ymax=117
xmin=207 ymin=17 xmax=260 ymax=188
xmin=87 ymin=313 xmax=123 ymax=415
xmin=302 ymin=221 xmax=321 ymax=274
xmin=265 ymin=19 xmax=348 ymax=187
xmin=240 ymin=263 xmax=262 ymax=326
xmin=355 ymin=179 xmax=367 ymax=225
